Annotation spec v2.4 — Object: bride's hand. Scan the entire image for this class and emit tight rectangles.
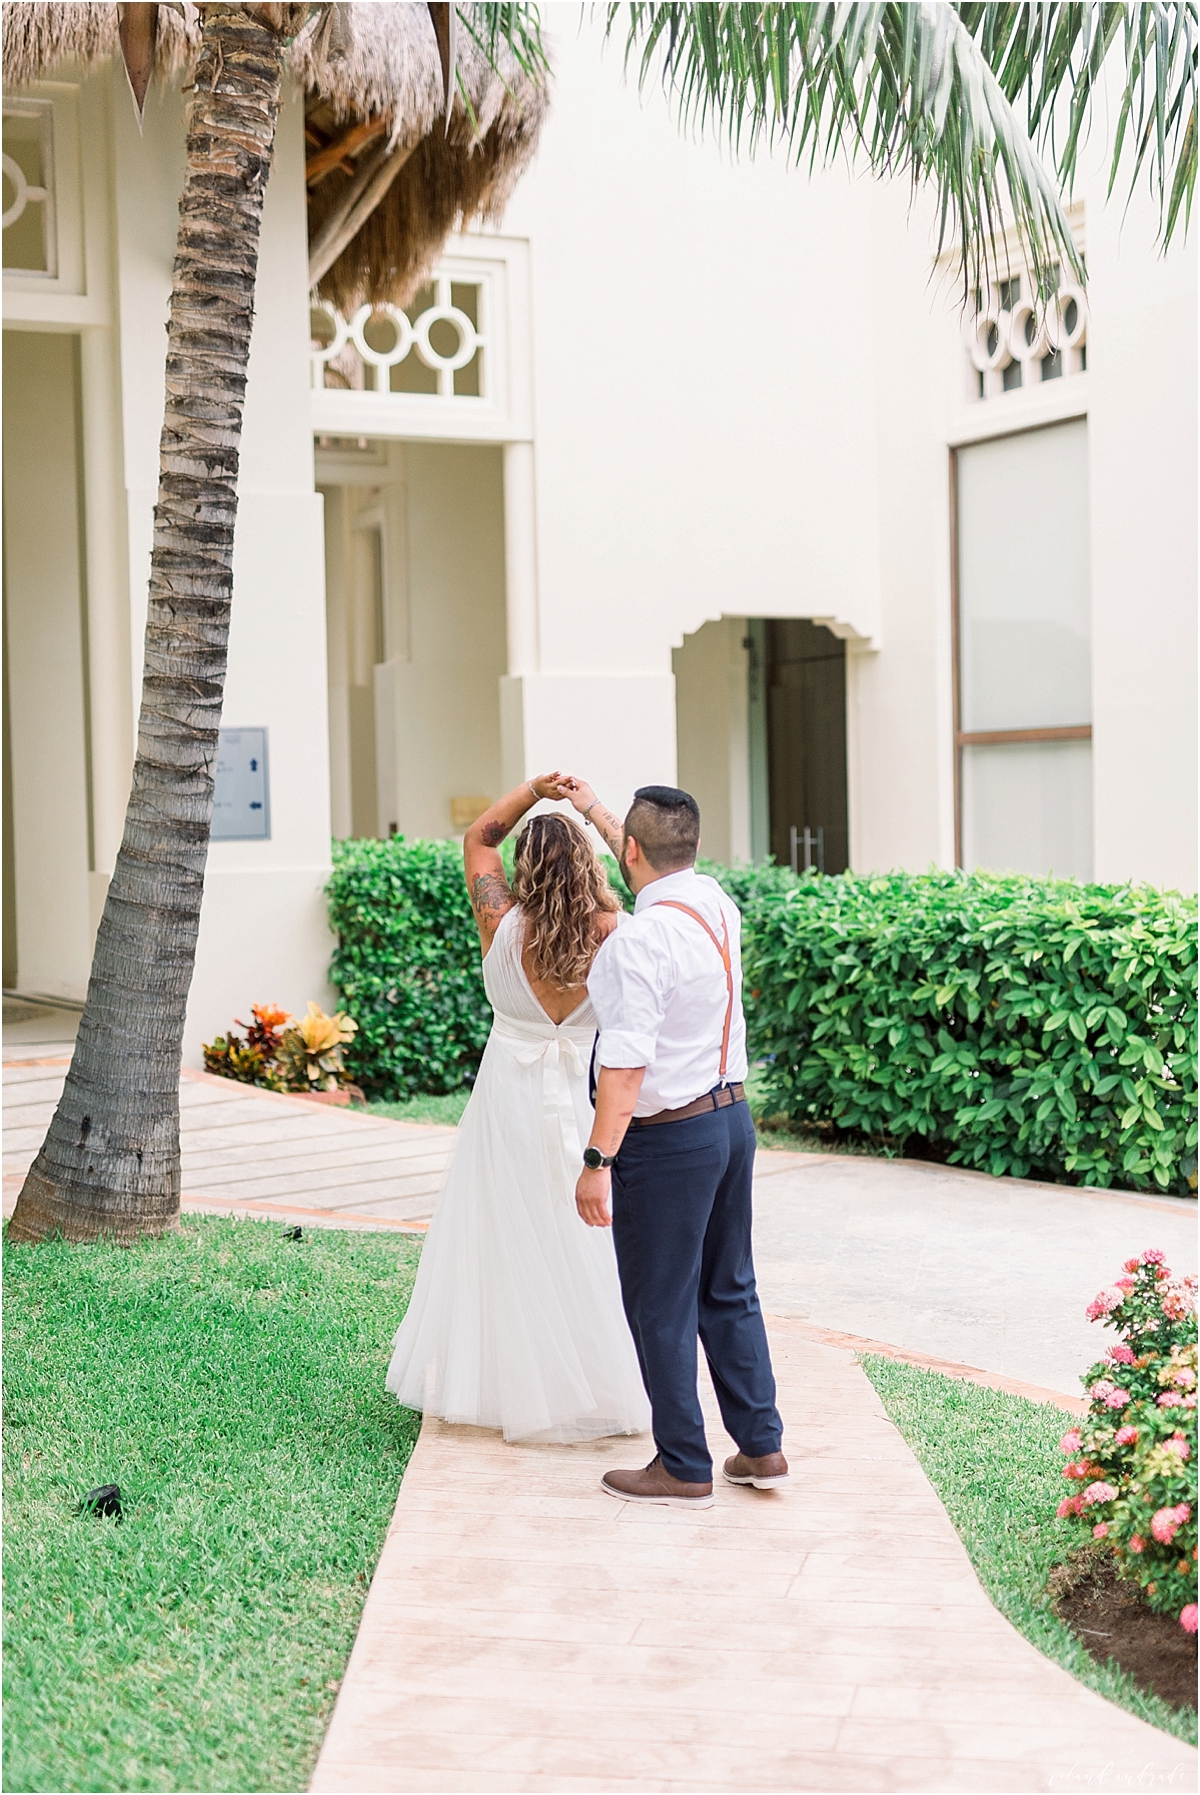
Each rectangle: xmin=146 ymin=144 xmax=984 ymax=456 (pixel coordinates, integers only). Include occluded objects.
xmin=529 ymin=772 xmax=570 ymax=802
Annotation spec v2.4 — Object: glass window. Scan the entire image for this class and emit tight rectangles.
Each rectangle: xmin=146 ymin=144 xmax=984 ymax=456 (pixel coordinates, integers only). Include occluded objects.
xmin=955 ymin=419 xmax=1093 ymax=878
xmin=961 ymin=740 xmax=1093 ymax=879
xmin=957 ymin=420 xmax=1091 ymax=731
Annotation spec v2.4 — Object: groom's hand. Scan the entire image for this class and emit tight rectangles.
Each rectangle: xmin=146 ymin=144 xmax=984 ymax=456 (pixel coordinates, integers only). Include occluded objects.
xmin=575 ymin=1165 xmax=612 ymax=1229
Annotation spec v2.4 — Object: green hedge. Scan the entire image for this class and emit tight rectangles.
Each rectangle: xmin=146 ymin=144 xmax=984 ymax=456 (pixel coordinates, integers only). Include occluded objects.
xmin=327 ymin=838 xmax=490 ymax=1098
xmin=739 ymin=869 xmax=1197 ymax=1194
xmin=326 ymin=841 xmax=1197 ymax=1193
xmin=326 ymin=837 xmax=625 ymax=1098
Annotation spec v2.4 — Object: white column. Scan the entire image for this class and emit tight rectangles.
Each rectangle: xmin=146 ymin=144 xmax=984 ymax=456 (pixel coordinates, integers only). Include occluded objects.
xmin=79 ymin=325 xmax=133 ymax=906
xmin=502 ymin=440 xmax=539 ymax=677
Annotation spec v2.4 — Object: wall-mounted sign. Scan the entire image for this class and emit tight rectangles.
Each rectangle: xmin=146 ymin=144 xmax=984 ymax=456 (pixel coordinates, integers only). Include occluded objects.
xmin=212 ymin=728 xmax=270 ymax=840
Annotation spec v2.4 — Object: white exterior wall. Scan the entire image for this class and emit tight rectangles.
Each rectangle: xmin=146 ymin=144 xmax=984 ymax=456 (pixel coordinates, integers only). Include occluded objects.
xmin=491 ymin=17 xmax=1195 ymax=887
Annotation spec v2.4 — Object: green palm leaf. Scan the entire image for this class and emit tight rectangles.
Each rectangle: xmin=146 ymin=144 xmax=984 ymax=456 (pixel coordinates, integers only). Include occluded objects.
xmin=613 ymin=4 xmax=1197 ymax=294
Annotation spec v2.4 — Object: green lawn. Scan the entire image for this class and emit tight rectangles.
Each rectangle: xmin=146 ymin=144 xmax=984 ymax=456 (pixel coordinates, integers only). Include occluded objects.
xmin=862 ymin=1357 xmax=1197 ymax=1745
xmin=366 ymin=1089 xmax=471 ymax=1127
xmin=3 ymin=1217 xmax=422 ymax=1793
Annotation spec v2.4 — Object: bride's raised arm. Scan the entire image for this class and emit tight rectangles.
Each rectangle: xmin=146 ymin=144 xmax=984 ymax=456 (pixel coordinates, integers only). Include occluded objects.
xmin=559 ymin=778 xmax=625 ymax=862
xmin=462 ymin=775 xmax=568 ymax=951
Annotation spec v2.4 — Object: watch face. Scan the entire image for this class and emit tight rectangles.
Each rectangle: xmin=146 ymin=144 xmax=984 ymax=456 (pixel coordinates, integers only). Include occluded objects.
xmin=583 ymin=1147 xmax=604 ymax=1169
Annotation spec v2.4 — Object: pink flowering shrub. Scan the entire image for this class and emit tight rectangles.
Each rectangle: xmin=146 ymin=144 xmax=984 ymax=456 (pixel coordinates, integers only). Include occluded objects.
xmin=1057 ymin=1252 xmax=1198 ymax=1630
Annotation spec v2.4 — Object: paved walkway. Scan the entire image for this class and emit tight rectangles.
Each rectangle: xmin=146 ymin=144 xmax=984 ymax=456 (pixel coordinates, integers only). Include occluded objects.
xmin=4 ymin=1001 xmax=1195 ymax=1397
xmin=751 ymin=1152 xmax=1196 ymax=1400
xmin=312 ymin=1317 xmax=1197 ymax=1793
xmin=3 ymin=1003 xmax=454 ymax=1232
xmin=7 ymin=999 xmax=1198 ymax=1790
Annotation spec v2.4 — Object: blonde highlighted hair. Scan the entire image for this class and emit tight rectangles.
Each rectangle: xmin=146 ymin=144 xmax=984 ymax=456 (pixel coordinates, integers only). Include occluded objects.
xmin=512 ymin=814 xmax=619 ymax=988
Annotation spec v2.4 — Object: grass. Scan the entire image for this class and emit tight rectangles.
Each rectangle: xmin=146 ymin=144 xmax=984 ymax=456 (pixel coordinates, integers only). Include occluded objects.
xmin=365 ymin=1088 xmax=471 ymax=1127
xmin=861 ymin=1357 xmax=1197 ymax=1746
xmin=3 ymin=1216 xmax=423 ymax=1793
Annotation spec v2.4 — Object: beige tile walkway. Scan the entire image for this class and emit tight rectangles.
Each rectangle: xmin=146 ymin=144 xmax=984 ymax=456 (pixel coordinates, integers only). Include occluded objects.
xmin=312 ymin=1317 xmax=1196 ymax=1793
xmin=3 ymin=1050 xmax=454 ymax=1234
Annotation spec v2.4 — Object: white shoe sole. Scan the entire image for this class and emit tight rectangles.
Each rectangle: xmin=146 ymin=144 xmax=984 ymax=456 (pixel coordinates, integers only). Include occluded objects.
xmin=601 ymin=1479 xmax=715 ymax=1508
xmin=722 ymin=1469 xmax=790 ymax=1489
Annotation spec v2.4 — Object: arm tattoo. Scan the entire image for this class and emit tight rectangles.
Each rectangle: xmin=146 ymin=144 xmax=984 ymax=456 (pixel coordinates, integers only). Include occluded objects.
xmin=479 ymin=822 xmax=508 ymax=847
xmin=592 ymin=807 xmax=625 ymax=859
xmin=470 ymin=871 xmax=514 ymax=930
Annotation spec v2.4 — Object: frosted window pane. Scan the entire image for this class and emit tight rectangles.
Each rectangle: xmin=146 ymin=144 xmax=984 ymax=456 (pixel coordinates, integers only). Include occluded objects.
xmin=961 ymin=740 xmax=1093 ymax=879
xmin=958 ymin=420 xmax=1091 ymax=730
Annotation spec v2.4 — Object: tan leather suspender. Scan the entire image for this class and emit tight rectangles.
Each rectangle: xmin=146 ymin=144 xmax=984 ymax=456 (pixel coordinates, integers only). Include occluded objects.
xmin=653 ymin=901 xmax=734 ymax=1082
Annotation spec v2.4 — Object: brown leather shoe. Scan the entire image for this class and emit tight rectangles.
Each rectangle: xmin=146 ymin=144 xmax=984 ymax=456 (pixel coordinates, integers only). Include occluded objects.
xmin=601 ymin=1454 xmax=714 ymax=1508
xmin=723 ymin=1450 xmax=789 ymax=1489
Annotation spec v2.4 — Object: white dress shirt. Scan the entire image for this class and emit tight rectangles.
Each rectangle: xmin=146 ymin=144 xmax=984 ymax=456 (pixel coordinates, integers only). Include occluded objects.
xmin=587 ymin=867 xmax=749 ymax=1117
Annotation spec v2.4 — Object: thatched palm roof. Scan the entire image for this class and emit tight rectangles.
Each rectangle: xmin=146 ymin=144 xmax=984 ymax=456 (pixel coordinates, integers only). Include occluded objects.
xmin=3 ymin=3 xmax=548 ymax=311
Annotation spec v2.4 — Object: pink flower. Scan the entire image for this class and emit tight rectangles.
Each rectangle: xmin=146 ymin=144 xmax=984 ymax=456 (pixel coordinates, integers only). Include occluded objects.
xmin=1141 ymin=1249 xmax=1167 ymax=1266
xmin=1151 ymin=1505 xmax=1191 ymax=1545
xmin=1086 ymin=1288 xmax=1125 ymax=1321
xmin=1115 ymin=1278 xmax=1137 ymax=1293
xmin=1090 ymin=1379 xmax=1117 ymax=1402
xmin=1057 ymin=1496 xmax=1083 ymax=1519
xmin=1164 ymin=1436 xmax=1191 ymax=1460
xmin=1180 ymin=1605 xmax=1198 ymax=1634
xmin=1082 ymin=1481 xmax=1118 ymax=1506
xmin=1129 ymin=1535 xmax=1145 ymax=1553
xmin=1059 ymin=1429 xmax=1083 ymax=1455
xmin=1170 ymin=1367 xmax=1197 ymax=1388
xmin=1183 ymin=1394 xmax=1197 ymax=1408
xmin=1108 ymin=1344 xmax=1136 ymax=1366
xmin=1063 ymin=1462 xmax=1089 ymax=1480
xmin=1104 ymin=1387 xmax=1130 ymax=1409
xmin=1114 ymin=1426 xmax=1139 ymax=1445
xmin=1162 ymin=1289 xmax=1196 ymax=1320
xmin=1158 ymin=1393 xmax=1182 ymax=1408
xmin=1093 ymin=1523 xmax=1109 ymax=1539
xmin=1124 ymin=1258 xmax=1141 ymax=1273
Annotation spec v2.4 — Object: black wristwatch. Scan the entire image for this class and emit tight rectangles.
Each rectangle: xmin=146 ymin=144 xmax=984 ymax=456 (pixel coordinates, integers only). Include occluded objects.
xmin=582 ymin=1146 xmax=616 ymax=1170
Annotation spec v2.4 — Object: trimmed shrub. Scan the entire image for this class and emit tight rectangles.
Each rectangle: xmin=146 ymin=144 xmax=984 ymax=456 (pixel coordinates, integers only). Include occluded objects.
xmin=1056 ymin=1251 xmax=1197 ymax=1631
xmin=325 ymin=843 xmax=1197 ymax=1189
xmin=738 ymin=870 xmax=1197 ymax=1193
xmin=327 ymin=838 xmax=491 ymax=1098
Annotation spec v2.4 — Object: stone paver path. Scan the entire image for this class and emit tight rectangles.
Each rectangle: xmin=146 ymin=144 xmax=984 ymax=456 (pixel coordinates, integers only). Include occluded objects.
xmin=752 ymin=1152 xmax=1196 ymax=1399
xmin=3 ymin=1043 xmax=454 ymax=1233
xmin=312 ymin=1317 xmax=1196 ymax=1793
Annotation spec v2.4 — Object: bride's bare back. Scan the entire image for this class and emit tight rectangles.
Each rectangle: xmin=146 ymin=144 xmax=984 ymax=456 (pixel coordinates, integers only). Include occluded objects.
xmin=520 ymin=910 xmax=620 ymax=1024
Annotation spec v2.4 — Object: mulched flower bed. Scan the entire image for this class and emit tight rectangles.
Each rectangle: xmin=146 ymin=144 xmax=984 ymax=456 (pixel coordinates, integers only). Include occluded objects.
xmin=1051 ymin=1554 xmax=1198 ymax=1714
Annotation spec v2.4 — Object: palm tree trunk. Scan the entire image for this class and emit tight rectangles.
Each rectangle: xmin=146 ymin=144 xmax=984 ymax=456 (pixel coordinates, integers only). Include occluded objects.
xmin=9 ymin=4 xmax=285 ymax=1244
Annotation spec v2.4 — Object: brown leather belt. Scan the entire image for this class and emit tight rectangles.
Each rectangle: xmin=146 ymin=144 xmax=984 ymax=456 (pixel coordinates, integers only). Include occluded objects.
xmin=629 ymin=1083 xmax=746 ymax=1128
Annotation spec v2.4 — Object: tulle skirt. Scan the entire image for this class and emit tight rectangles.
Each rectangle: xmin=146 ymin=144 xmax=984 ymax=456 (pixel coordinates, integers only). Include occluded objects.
xmin=385 ymin=1020 xmax=651 ymax=1444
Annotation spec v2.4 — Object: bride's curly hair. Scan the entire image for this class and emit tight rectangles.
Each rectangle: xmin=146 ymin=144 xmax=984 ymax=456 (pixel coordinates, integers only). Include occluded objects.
xmin=512 ymin=814 xmax=620 ymax=988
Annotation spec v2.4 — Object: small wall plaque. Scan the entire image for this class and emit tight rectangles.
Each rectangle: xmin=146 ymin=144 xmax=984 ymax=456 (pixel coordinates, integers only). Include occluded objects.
xmin=212 ymin=728 xmax=270 ymax=841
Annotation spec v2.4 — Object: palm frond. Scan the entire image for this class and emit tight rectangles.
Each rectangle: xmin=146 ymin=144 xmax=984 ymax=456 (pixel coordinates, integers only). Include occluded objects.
xmin=613 ymin=3 xmax=1083 ymax=299
xmin=967 ymin=2 xmax=1198 ymax=247
xmin=460 ymin=2 xmax=549 ymax=88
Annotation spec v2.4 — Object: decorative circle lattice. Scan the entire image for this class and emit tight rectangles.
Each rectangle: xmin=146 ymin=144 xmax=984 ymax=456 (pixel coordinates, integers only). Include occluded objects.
xmin=962 ymin=285 xmax=1088 ymax=373
xmin=310 ymin=299 xmax=481 ymax=382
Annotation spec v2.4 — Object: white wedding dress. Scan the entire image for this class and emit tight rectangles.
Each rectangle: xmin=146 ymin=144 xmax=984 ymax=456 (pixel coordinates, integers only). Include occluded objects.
xmin=385 ymin=905 xmax=651 ymax=1443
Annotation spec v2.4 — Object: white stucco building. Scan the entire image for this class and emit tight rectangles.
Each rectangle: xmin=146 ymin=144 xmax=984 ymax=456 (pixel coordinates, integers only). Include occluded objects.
xmin=4 ymin=16 xmax=1196 ymax=1065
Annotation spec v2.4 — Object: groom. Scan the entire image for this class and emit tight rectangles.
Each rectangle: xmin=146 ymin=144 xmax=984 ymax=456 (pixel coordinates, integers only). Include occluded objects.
xmin=575 ymin=785 xmax=786 ymax=1507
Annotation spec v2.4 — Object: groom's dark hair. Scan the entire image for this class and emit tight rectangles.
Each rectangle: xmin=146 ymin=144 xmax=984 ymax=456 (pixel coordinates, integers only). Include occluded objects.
xmin=625 ymin=786 xmax=701 ymax=872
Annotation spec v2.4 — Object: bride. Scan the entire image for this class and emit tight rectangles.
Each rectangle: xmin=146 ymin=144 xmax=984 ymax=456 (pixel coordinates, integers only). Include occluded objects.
xmin=385 ymin=773 xmax=651 ymax=1443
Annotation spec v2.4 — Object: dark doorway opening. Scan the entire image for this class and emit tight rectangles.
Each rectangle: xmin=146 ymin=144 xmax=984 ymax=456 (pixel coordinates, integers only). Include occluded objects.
xmin=765 ymin=619 xmax=849 ymax=873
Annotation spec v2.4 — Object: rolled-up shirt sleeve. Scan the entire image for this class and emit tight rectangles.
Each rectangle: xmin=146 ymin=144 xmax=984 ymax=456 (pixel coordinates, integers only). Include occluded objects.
xmin=588 ymin=926 xmax=667 ymax=1070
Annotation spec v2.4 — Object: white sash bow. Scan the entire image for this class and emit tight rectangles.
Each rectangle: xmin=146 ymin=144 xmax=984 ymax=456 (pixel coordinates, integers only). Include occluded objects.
xmin=490 ymin=1014 xmax=592 ymax=1187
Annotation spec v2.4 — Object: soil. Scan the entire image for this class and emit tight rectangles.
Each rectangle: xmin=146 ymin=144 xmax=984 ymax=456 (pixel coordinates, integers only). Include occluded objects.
xmin=1050 ymin=1552 xmax=1197 ymax=1714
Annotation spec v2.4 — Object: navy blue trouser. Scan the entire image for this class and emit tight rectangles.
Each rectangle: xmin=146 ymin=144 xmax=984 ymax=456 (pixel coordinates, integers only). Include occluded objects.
xmin=611 ymin=1097 xmax=783 ymax=1483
